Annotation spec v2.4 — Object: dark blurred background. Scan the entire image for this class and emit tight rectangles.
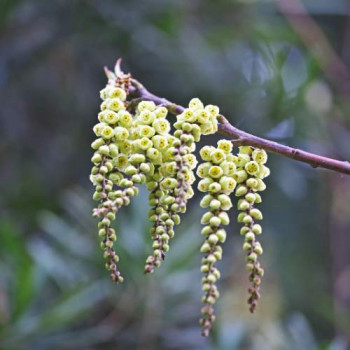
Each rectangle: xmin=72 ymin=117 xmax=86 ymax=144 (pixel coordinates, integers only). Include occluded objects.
xmin=1 ymin=0 xmax=350 ymax=349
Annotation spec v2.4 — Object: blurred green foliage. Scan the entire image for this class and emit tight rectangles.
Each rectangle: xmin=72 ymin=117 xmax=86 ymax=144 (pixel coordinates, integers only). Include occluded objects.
xmin=0 ymin=0 xmax=350 ymax=349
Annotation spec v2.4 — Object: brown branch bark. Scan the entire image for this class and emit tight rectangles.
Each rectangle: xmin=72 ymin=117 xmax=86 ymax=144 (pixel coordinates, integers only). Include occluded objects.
xmin=128 ymin=78 xmax=350 ymax=176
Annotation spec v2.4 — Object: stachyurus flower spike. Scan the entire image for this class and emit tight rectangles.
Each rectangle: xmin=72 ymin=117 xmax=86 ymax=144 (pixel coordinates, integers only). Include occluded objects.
xmin=234 ymin=146 xmax=269 ymax=312
xmin=197 ymin=140 xmax=236 ymax=336
xmin=90 ymin=65 xmax=138 ymax=283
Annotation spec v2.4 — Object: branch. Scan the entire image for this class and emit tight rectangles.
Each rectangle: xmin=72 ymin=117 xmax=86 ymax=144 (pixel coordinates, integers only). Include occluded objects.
xmin=126 ymin=77 xmax=350 ymax=176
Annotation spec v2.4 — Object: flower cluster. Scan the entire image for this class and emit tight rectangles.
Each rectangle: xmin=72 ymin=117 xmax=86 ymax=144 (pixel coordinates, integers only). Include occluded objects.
xmin=197 ymin=141 xmax=269 ymax=335
xmin=90 ymin=79 xmax=137 ymax=283
xmin=234 ymin=146 xmax=269 ymax=313
xmin=145 ymin=98 xmax=220 ymax=272
xmin=91 ymin=65 xmax=271 ymax=338
xmin=130 ymin=100 xmax=178 ymax=273
xmin=92 ymin=71 xmax=221 ymax=280
xmin=197 ymin=140 xmax=236 ymax=336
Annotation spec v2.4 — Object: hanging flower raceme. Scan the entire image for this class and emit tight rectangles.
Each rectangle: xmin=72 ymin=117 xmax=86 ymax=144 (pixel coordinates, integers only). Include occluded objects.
xmin=144 ymin=98 xmax=220 ymax=273
xmin=90 ymin=69 xmax=141 ymax=283
xmin=129 ymin=100 xmax=178 ymax=273
xmin=90 ymin=61 xmax=273 ymax=338
xmin=197 ymin=140 xmax=236 ymax=336
xmin=234 ymin=146 xmax=269 ymax=312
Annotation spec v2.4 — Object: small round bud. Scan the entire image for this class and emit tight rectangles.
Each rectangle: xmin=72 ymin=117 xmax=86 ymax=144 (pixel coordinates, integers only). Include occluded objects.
xmin=252 ymin=224 xmax=262 ymax=235
xmin=245 ymin=161 xmax=259 ymax=176
xmin=245 ymin=231 xmax=255 ymax=241
xmin=252 ymin=149 xmax=268 ymax=164
xmin=209 ymin=216 xmax=221 ymax=227
xmin=216 ymin=229 xmax=226 ymax=243
xmin=250 ymin=208 xmax=263 ymax=220
xmin=217 ymin=139 xmax=232 ymax=154
xmin=209 ymin=199 xmax=221 ymax=210
xmin=235 ymin=185 xmax=248 ymax=197
xmin=208 ymin=234 xmax=219 ymax=245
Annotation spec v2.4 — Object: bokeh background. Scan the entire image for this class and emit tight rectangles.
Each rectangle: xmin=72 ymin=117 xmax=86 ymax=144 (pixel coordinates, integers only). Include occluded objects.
xmin=1 ymin=0 xmax=350 ymax=349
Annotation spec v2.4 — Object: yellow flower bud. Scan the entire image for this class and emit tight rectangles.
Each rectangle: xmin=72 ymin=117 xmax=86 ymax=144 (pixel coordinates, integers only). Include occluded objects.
xmin=209 ymin=199 xmax=221 ymax=210
xmin=245 ymin=161 xmax=259 ymax=176
xmin=100 ymin=100 xmax=109 ymax=111
xmin=189 ymin=98 xmax=204 ymax=111
xmin=139 ymin=125 xmax=155 ymax=138
xmin=252 ymin=149 xmax=268 ymax=164
xmin=138 ymin=110 xmax=155 ymax=125
xmin=245 ymin=193 xmax=256 ymax=203
xmin=201 ymin=226 xmax=213 ymax=235
xmin=99 ymin=87 xmax=110 ymax=100
xmin=235 ymin=184 xmax=248 ymax=196
xmin=256 ymin=179 xmax=266 ymax=191
xmin=208 ymin=234 xmax=219 ymax=245
xmin=246 ymin=178 xmax=257 ymax=188
xmin=217 ymin=140 xmax=232 ymax=154
xmin=211 ymin=149 xmax=225 ymax=164
xmin=147 ymin=147 xmax=161 ymax=160
xmin=233 ymin=170 xmax=248 ymax=183
xmin=197 ymin=178 xmax=212 ymax=192
xmin=101 ymin=126 xmax=115 ymax=139
xmin=109 ymin=87 xmax=126 ymax=101
xmin=258 ymin=164 xmax=270 ymax=179
xmin=204 ymin=104 xmax=219 ymax=117
xmin=93 ymin=122 xmax=106 ymax=137
xmin=200 ymin=242 xmax=211 ymax=253
xmin=155 ymin=106 xmax=168 ymax=118
xmin=91 ymin=138 xmax=105 ymax=150
xmin=238 ymin=146 xmax=253 ymax=155
xmin=118 ymin=111 xmax=133 ymax=128
xmin=216 ymin=229 xmax=226 ymax=243
xmin=160 ymin=177 xmax=177 ymax=190
xmin=114 ymin=127 xmax=129 ymax=141
xmin=218 ymin=212 xmax=229 ymax=225
xmin=250 ymin=208 xmax=263 ymax=220
xmin=129 ymin=154 xmax=146 ymax=164
xmin=197 ymin=163 xmax=210 ymax=178
xmin=114 ymin=154 xmax=129 ymax=169
xmin=208 ymin=166 xmax=223 ymax=179
xmin=91 ymin=153 xmax=102 ymax=164
xmin=138 ymin=137 xmax=153 ymax=150
xmin=102 ymin=110 xmax=119 ymax=124
xmin=197 ymin=110 xmax=209 ymax=124
xmin=200 ymin=123 xmax=214 ymax=135
xmin=235 ymin=153 xmax=250 ymax=167
xmin=201 ymin=212 xmax=214 ymax=225
xmin=221 ymin=161 xmax=236 ymax=176
xmin=208 ymin=182 xmax=222 ymax=193
xmin=200 ymin=146 xmax=215 ymax=161
xmin=237 ymin=212 xmax=245 ymax=223
xmin=138 ymin=100 xmax=156 ymax=112
xmin=119 ymin=140 xmax=132 ymax=155
xmin=219 ymin=176 xmax=236 ymax=193
xmin=184 ymin=154 xmax=198 ymax=169
xmin=152 ymin=135 xmax=168 ymax=150
xmin=200 ymin=194 xmax=213 ymax=208
xmin=209 ymin=216 xmax=221 ymax=227
xmin=109 ymin=144 xmax=119 ymax=157
xmin=254 ymin=193 xmax=262 ymax=203
xmin=107 ymin=98 xmax=124 ymax=112
xmin=98 ymin=145 xmax=110 ymax=156
xmin=153 ymin=119 xmax=170 ymax=135
xmin=254 ymin=244 xmax=263 ymax=255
